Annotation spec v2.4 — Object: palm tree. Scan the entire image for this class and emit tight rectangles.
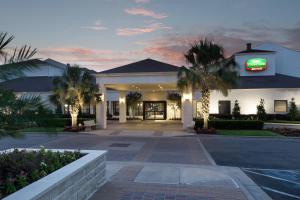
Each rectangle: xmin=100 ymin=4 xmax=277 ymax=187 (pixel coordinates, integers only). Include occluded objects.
xmin=0 ymin=87 xmax=45 ymax=136
xmin=177 ymin=39 xmax=239 ymax=128
xmin=50 ymin=65 xmax=99 ymax=128
xmin=0 ymin=32 xmax=37 ymax=81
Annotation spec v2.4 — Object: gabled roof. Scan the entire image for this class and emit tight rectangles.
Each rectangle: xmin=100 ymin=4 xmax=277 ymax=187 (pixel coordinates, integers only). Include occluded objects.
xmin=44 ymin=58 xmax=67 ymax=69
xmin=99 ymin=59 xmax=179 ymax=74
xmin=235 ymin=74 xmax=300 ymax=89
xmin=0 ymin=76 xmax=56 ymax=92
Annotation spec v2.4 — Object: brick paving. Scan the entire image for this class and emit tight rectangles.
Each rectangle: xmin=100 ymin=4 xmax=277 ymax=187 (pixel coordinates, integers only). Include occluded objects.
xmin=90 ymin=165 xmax=247 ymax=200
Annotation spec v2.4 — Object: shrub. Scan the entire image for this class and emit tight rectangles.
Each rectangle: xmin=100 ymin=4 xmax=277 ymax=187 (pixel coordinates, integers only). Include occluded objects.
xmin=288 ymin=98 xmax=298 ymax=121
xmin=36 ymin=117 xmax=95 ymax=127
xmin=0 ymin=148 xmax=82 ymax=198
xmin=194 ymin=119 xmax=264 ymax=130
xmin=232 ymin=100 xmax=241 ymax=119
xmin=257 ymin=98 xmax=267 ymax=121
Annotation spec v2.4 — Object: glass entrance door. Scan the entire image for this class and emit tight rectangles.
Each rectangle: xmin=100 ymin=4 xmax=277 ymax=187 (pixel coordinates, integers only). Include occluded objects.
xmin=143 ymin=101 xmax=166 ymax=120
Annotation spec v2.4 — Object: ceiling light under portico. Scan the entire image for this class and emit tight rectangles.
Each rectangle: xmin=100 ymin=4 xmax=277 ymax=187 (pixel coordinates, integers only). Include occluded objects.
xmin=106 ymin=83 xmax=177 ymax=91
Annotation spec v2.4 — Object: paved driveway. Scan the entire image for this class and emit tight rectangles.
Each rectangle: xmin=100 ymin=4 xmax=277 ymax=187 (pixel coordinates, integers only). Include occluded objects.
xmin=0 ymin=133 xmax=211 ymax=165
xmin=200 ymin=135 xmax=300 ymax=200
xmin=0 ymin=133 xmax=267 ymax=200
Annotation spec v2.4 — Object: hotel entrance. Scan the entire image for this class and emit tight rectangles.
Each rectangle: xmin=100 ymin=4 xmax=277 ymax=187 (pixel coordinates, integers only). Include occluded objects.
xmin=143 ymin=101 xmax=166 ymax=120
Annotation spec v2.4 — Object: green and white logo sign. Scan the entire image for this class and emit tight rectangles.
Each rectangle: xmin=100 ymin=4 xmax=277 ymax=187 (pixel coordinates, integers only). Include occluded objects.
xmin=245 ymin=58 xmax=267 ymax=71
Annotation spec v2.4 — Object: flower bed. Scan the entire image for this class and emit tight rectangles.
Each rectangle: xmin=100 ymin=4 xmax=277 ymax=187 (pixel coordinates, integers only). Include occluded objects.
xmin=0 ymin=148 xmax=82 ymax=198
xmin=1 ymin=148 xmax=107 ymax=200
xmin=268 ymin=128 xmax=300 ymax=137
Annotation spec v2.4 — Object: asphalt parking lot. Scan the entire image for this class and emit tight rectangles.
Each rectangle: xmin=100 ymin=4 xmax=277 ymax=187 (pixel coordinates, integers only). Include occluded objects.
xmin=201 ymin=136 xmax=300 ymax=200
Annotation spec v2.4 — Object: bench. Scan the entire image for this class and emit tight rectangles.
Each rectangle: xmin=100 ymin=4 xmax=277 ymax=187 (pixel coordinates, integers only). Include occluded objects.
xmin=83 ymin=120 xmax=97 ymax=131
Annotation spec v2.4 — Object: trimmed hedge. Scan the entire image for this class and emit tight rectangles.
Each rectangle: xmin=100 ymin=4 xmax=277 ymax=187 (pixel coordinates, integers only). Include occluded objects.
xmin=209 ymin=114 xmax=299 ymax=121
xmin=36 ymin=118 xmax=95 ymax=127
xmin=194 ymin=119 xmax=264 ymax=130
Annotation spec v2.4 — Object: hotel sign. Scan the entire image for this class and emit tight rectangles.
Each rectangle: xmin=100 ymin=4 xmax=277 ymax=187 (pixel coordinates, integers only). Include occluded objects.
xmin=245 ymin=58 xmax=267 ymax=71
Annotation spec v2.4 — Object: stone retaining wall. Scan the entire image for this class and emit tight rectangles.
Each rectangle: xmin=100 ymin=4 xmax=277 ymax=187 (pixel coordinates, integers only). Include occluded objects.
xmin=3 ymin=149 xmax=106 ymax=200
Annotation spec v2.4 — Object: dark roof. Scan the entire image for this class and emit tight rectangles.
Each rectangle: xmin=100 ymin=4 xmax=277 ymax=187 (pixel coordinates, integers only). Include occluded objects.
xmin=0 ymin=76 xmax=56 ymax=92
xmin=44 ymin=58 xmax=67 ymax=69
xmin=99 ymin=59 xmax=179 ymax=74
xmin=236 ymin=49 xmax=275 ymax=54
xmin=235 ymin=74 xmax=300 ymax=89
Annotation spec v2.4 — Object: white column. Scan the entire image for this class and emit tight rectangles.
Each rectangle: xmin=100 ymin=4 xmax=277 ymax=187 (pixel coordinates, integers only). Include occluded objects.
xmin=119 ymin=91 xmax=127 ymax=123
xmin=182 ymin=87 xmax=193 ymax=128
xmin=96 ymin=85 xmax=107 ymax=129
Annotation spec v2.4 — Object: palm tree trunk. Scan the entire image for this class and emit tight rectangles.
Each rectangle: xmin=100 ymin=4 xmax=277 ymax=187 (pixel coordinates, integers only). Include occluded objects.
xmin=71 ymin=113 xmax=78 ymax=128
xmin=201 ymin=89 xmax=210 ymax=129
xmin=69 ymin=103 xmax=80 ymax=128
xmin=61 ymin=104 xmax=65 ymax=114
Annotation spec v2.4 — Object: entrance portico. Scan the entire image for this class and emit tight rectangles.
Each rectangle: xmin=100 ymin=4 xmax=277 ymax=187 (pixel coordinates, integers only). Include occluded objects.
xmin=95 ymin=59 xmax=194 ymax=129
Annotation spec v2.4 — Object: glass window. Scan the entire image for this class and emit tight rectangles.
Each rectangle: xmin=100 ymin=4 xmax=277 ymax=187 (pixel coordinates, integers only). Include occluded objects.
xmin=81 ymin=104 xmax=90 ymax=114
xmin=112 ymin=101 xmax=119 ymax=115
xmin=274 ymin=100 xmax=287 ymax=113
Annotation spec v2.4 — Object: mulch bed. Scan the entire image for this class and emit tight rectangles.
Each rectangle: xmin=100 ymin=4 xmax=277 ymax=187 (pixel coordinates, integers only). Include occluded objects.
xmin=268 ymin=128 xmax=300 ymax=137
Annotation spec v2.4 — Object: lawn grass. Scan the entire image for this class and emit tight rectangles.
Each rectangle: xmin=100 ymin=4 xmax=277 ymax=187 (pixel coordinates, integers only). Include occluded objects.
xmin=21 ymin=127 xmax=64 ymax=132
xmin=218 ymin=130 xmax=280 ymax=137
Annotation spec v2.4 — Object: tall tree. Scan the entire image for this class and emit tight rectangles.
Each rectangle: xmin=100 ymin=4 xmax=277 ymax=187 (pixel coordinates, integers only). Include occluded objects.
xmin=288 ymin=98 xmax=298 ymax=121
xmin=177 ymin=40 xmax=238 ymax=128
xmin=50 ymin=66 xmax=99 ymax=127
xmin=0 ymin=32 xmax=37 ymax=81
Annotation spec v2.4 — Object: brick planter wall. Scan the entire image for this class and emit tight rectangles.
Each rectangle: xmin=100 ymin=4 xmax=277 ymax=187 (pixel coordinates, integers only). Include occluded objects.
xmin=3 ymin=149 xmax=107 ymax=200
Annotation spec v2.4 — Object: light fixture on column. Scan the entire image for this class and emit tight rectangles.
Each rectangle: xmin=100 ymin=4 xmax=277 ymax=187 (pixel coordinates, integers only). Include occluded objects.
xmin=182 ymin=91 xmax=192 ymax=101
xmin=95 ymin=92 xmax=103 ymax=102
xmin=119 ymin=96 xmax=125 ymax=103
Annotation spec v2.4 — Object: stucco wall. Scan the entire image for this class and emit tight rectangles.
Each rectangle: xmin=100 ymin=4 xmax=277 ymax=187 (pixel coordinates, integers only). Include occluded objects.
xmin=235 ymin=53 xmax=276 ymax=77
xmin=256 ymin=43 xmax=300 ymax=78
xmin=209 ymin=88 xmax=300 ymax=114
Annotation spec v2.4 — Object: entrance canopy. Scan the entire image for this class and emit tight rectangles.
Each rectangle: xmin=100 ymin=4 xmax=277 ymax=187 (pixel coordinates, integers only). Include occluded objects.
xmin=95 ymin=59 xmax=194 ymax=129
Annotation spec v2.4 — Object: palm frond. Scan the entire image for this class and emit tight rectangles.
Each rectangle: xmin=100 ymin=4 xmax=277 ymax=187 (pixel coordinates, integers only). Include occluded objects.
xmin=0 ymin=32 xmax=14 ymax=58
xmin=179 ymin=39 xmax=239 ymax=95
xmin=0 ymin=32 xmax=38 ymax=81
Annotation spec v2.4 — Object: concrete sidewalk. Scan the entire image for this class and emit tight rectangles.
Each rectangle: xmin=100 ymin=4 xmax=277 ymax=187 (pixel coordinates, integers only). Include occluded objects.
xmin=264 ymin=122 xmax=300 ymax=129
xmin=90 ymin=161 xmax=271 ymax=200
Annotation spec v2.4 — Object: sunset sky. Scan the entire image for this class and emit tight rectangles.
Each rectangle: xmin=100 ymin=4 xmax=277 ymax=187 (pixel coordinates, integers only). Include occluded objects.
xmin=1 ymin=0 xmax=300 ymax=71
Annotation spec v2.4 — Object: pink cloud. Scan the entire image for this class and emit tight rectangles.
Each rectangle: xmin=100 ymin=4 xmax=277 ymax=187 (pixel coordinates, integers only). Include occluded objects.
xmin=137 ymin=33 xmax=256 ymax=66
xmin=117 ymin=23 xmax=171 ymax=36
xmin=38 ymin=47 xmax=136 ymax=71
xmin=125 ymin=7 xmax=167 ymax=19
xmin=81 ymin=20 xmax=108 ymax=31
xmin=132 ymin=0 xmax=151 ymax=3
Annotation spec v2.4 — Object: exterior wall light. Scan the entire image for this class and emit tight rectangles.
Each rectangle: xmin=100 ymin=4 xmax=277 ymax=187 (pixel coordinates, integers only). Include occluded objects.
xmin=95 ymin=93 xmax=102 ymax=102
xmin=119 ymin=97 xmax=125 ymax=103
xmin=182 ymin=92 xmax=192 ymax=101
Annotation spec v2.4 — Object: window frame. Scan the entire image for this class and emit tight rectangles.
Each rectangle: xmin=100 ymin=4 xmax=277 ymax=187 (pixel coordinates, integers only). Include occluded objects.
xmin=274 ymin=100 xmax=288 ymax=113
